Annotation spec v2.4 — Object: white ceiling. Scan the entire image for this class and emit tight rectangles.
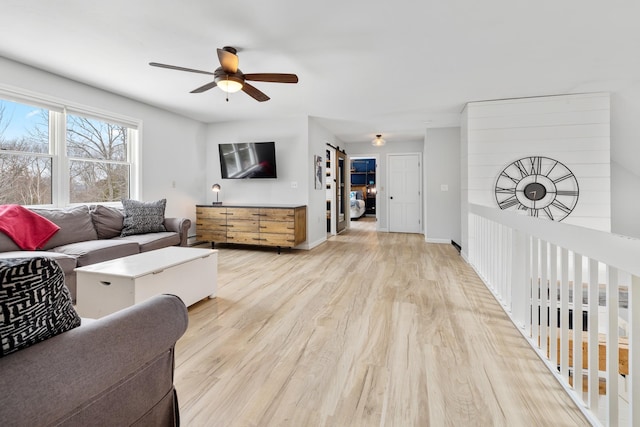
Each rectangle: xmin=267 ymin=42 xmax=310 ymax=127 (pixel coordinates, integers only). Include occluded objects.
xmin=2 ymin=1 xmax=639 ymax=144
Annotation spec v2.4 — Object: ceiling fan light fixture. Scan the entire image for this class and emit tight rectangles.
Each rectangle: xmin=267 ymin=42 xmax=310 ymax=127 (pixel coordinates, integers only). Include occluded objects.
xmin=371 ymin=134 xmax=386 ymax=147
xmin=216 ymin=76 xmax=243 ymax=93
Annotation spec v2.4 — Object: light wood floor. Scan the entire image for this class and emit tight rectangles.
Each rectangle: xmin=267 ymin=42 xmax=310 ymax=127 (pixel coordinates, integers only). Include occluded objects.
xmin=175 ymin=218 xmax=589 ymax=426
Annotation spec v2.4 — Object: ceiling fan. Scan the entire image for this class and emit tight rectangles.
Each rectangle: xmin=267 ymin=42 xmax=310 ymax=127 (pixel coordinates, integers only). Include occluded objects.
xmin=149 ymin=46 xmax=298 ymax=102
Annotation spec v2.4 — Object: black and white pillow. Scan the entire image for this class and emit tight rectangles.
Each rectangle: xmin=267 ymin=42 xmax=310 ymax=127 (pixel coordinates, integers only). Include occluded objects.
xmin=120 ymin=198 xmax=167 ymax=237
xmin=0 ymin=257 xmax=81 ymax=357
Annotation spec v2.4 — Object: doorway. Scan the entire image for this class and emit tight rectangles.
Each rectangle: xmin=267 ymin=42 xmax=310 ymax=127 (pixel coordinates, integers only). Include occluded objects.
xmin=349 ymin=157 xmax=377 ymax=220
xmin=388 ymin=153 xmax=422 ymax=233
xmin=336 ymin=150 xmax=348 ymax=233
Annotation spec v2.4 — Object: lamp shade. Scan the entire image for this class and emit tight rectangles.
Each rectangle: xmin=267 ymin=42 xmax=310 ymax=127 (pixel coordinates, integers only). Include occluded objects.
xmin=371 ymin=134 xmax=386 ymax=147
xmin=211 ymin=184 xmax=222 ymax=205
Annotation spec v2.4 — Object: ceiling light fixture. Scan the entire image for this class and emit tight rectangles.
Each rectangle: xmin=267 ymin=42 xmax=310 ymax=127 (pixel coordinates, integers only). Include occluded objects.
xmin=371 ymin=134 xmax=386 ymax=147
xmin=215 ymin=75 xmax=243 ymax=93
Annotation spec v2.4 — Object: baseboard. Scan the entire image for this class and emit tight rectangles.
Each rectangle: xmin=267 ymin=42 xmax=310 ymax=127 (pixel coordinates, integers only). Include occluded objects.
xmin=425 ymin=238 xmax=450 ymax=244
xmin=300 ymin=237 xmax=326 ymax=250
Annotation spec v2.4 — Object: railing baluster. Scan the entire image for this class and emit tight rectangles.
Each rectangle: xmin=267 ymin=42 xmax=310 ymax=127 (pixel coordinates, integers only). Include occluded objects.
xmin=541 ymin=241 xmax=549 ymax=358
xmin=588 ymin=258 xmax=599 ymax=411
xmin=532 ymin=238 xmax=540 ymax=345
xmin=630 ymin=275 xmax=640 ymax=426
xmin=491 ymin=220 xmax=496 ymax=289
xmin=549 ymin=244 xmax=558 ymax=369
xmin=511 ymin=230 xmax=527 ymax=329
xmin=504 ymin=226 xmax=512 ymax=308
xmin=525 ymin=235 xmax=532 ymax=338
xmin=560 ymin=247 xmax=570 ymax=382
xmin=607 ymin=267 xmax=619 ymax=426
xmin=573 ymin=253 xmax=584 ymax=396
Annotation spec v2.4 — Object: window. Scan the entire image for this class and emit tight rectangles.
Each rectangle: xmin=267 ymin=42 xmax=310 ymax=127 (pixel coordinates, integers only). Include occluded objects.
xmin=67 ymin=113 xmax=130 ymax=203
xmin=0 ymin=100 xmax=52 ymax=205
xmin=0 ymin=95 xmax=138 ymax=206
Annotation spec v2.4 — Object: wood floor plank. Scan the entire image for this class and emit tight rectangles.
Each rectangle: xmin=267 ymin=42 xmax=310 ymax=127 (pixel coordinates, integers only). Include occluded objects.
xmin=174 ymin=219 xmax=589 ymax=426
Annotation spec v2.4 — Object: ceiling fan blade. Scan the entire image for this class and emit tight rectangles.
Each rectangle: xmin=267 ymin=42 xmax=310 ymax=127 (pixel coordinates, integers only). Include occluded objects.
xmin=244 ymin=73 xmax=299 ymax=84
xmin=190 ymin=81 xmax=218 ymax=93
xmin=217 ymin=48 xmax=238 ymax=73
xmin=242 ymin=82 xmax=270 ymax=102
xmin=149 ymin=62 xmax=214 ymax=75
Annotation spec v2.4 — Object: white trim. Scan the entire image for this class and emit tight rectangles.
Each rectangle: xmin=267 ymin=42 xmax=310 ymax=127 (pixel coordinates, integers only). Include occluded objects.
xmin=0 ymin=84 xmax=140 ymax=128
xmin=349 ymin=154 xmax=380 ymax=229
xmin=303 ymin=237 xmax=327 ymax=250
xmin=386 ymin=152 xmax=423 ymax=233
xmin=426 ymin=238 xmax=450 ymax=244
xmin=469 ymin=203 xmax=640 ymax=277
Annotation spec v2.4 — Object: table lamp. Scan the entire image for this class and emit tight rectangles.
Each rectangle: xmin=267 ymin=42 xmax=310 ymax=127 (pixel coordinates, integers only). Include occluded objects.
xmin=211 ymin=184 xmax=222 ymax=205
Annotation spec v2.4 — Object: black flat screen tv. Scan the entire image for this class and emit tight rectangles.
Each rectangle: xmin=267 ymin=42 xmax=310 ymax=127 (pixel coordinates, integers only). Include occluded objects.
xmin=218 ymin=142 xmax=277 ymax=179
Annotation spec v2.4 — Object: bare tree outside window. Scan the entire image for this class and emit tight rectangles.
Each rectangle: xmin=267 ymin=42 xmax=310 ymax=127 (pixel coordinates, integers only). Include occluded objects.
xmin=0 ymin=102 xmax=52 ymax=205
xmin=0 ymin=98 xmax=133 ymax=206
xmin=66 ymin=114 xmax=130 ymax=203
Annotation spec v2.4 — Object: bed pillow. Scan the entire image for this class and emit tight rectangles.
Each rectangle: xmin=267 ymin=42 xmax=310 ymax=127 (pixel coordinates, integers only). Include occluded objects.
xmin=121 ymin=198 xmax=167 ymax=237
xmin=0 ymin=257 xmax=81 ymax=357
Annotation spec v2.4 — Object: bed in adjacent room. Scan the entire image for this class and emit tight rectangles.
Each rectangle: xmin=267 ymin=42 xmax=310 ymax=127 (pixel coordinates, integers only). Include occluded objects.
xmin=350 ymin=190 xmax=366 ymax=219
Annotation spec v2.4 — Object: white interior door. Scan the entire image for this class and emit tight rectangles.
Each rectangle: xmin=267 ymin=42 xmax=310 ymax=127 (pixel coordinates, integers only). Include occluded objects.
xmin=388 ymin=153 xmax=422 ymax=233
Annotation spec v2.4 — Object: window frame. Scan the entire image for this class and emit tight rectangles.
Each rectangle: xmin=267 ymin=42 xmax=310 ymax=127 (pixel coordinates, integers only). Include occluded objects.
xmin=0 ymin=88 xmax=141 ymax=207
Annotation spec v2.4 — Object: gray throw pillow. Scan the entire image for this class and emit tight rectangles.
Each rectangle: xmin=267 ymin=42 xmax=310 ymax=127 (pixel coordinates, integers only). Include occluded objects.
xmin=30 ymin=205 xmax=98 ymax=250
xmin=121 ymin=199 xmax=167 ymax=237
xmin=0 ymin=257 xmax=81 ymax=357
xmin=91 ymin=205 xmax=125 ymax=239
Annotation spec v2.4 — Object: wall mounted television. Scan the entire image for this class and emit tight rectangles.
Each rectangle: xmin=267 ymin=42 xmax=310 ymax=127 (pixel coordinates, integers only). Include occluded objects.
xmin=218 ymin=142 xmax=277 ymax=179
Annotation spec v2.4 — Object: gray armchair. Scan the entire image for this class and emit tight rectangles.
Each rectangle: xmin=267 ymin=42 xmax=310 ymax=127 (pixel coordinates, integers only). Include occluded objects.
xmin=0 ymin=294 xmax=188 ymax=426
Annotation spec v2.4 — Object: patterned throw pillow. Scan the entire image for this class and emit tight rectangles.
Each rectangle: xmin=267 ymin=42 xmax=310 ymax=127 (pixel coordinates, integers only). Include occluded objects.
xmin=0 ymin=257 xmax=81 ymax=357
xmin=121 ymin=198 xmax=167 ymax=237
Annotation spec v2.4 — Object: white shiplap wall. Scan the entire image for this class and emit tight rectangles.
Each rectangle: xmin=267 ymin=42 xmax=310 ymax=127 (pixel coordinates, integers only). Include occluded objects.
xmin=464 ymin=93 xmax=611 ymax=232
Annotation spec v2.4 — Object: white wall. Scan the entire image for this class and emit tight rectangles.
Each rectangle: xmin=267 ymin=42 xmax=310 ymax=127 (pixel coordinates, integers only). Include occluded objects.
xmin=347 ymin=139 xmax=424 ymax=231
xmin=309 ymin=118 xmax=343 ymax=247
xmin=610 ymin=82 xmax=640 ymax=238
xmin=206 ymin=116 xmax=332 ymax=249
xmin=465 ymin=93 xmax=611 ymax=232
xmin=0 ymin=56 xmax=206 ymax=229
xmin=425 ymin=127 xmax=460 ymax=244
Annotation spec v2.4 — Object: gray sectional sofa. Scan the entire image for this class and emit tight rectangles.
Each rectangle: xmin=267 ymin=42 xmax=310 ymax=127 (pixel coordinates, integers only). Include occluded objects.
xmin=0 ymin=204 xmax=191 ymax=301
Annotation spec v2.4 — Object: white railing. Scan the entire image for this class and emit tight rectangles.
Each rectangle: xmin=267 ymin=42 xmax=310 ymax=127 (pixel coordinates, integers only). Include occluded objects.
xmin=467 ymin=203 xmax=639 ymax=427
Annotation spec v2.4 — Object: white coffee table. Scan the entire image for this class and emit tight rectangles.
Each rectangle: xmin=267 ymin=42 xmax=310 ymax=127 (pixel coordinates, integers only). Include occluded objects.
xmin=75 ymin=246 xmax=217 ymax=318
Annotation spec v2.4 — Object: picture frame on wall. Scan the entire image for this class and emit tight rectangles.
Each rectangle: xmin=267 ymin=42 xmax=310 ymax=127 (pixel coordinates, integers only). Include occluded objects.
xmin=314 ymin=155 xmax=323 ymax=189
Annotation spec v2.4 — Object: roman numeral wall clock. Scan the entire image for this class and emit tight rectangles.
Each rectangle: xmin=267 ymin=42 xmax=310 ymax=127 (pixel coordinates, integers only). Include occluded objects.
xmin=494 ymin=156 xmax=579 ymax=221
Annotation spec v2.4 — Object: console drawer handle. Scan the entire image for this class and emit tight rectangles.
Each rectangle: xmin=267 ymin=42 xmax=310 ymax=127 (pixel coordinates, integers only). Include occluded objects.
xmin=100 ymin=281 xmax=111 ymax=286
